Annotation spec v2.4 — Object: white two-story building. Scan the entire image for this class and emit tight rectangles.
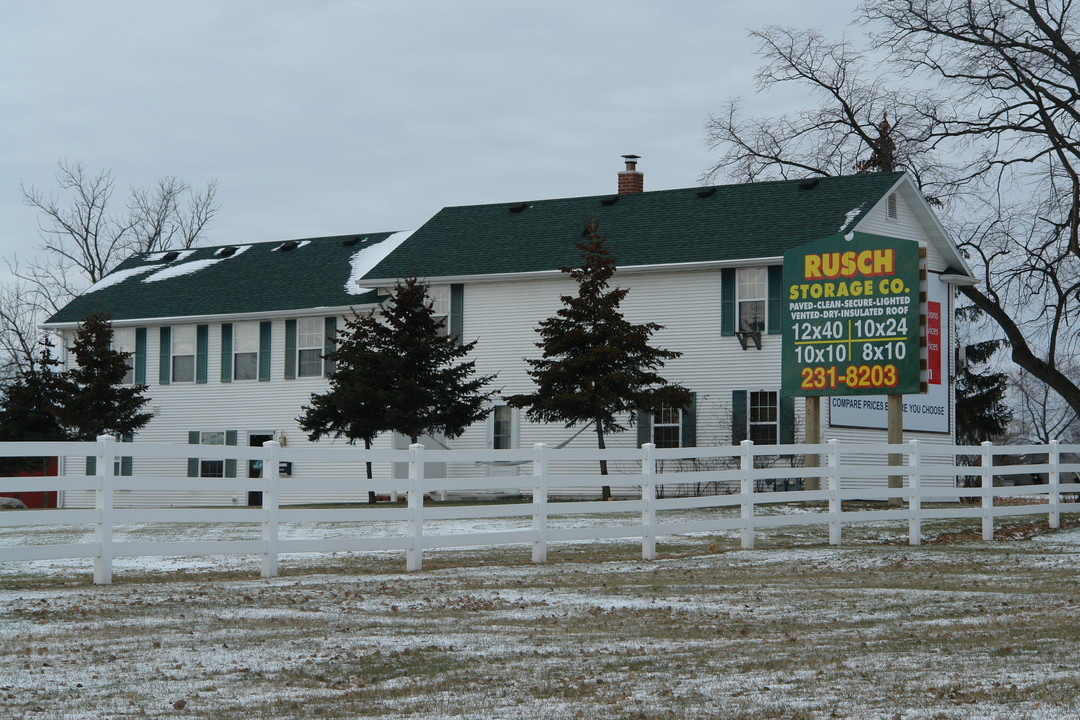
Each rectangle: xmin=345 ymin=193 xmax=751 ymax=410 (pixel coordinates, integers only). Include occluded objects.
xmin=44 ymin=163 xmax=975 ymax=507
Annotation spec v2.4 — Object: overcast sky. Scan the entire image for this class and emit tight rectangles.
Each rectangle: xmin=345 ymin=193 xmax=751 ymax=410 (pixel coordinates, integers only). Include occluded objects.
xmin=1 ymin=0 xmax=860 ymax=284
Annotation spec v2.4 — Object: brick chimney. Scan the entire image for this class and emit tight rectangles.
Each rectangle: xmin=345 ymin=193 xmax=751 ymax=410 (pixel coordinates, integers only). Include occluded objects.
xmin=618 ymin=154 xmax=643 ymax=194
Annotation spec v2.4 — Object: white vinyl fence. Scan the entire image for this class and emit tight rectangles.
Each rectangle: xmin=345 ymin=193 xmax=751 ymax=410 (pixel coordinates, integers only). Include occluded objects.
xmin=2 ymin=437 xmax=1079 ymax=584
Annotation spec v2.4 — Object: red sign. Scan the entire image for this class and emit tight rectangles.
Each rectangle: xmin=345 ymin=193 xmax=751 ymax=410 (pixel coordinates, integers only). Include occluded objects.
xmin=926 ymin=301 xmax=941 ymax=385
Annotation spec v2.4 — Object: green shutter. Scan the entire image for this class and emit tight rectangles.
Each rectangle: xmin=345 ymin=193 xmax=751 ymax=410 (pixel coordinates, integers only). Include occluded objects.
xmin=159 ymin=327 xmax=172 ymax=385
xmin=767 ymin=265 xmax=783 ymax=335
xmin=323 ymin=317 xmax=337 ymax=377
xmin=220 ymin=324 xmax=233 ymax=383
xmin=780 ymin=395 xmax=795 ymax=445
xmin=135 ymin=328 xmax=147 ymax=385
xmin=120 ymin=456 xmax=133 ymax=476
xmin=731 ymin=390 xmax=748 ymax=444
xmin=284 ymin=319 xmax=297 ymax=379
xmin=86 ymin=456 xmax=97 ymax=476
xmin=259 ymin=321 xmax=271 ymax=382
xmin=636 ymin=409 xmax=652 ymax=447
xmin=187 ymin=431 xmax=199 ymax=478
xmin=196 ymin=324 xmax=208 ymax=384
xmin=450 ymin=284 xmax=464 ymax=346
xmin=721 ymin=268 xmax=736 ymax=336
xmin=225 ymin=430 xmax=237 ymax=478
xmin=681 ymin=393 xmax=697 ymax=448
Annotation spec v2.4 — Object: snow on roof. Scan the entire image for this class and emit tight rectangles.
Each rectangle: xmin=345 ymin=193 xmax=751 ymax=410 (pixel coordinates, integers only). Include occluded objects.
xmin=140 ymin=245 xmax=250 ymax=284
xmin=838 ymin=206 xmax=864 ymax=233
xmin=84 ymin=265 xmax=159 ymax=293
xmin=347 ymin=230 xmax=414 ymax=294
xmin=144 ymin=249 xmax=196 ymax=263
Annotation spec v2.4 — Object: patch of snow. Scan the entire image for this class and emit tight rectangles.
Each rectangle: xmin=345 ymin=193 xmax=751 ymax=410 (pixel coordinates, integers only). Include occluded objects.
xmin=84 ymin=265 xmax=159 ymax=292
xmin=838 ymin=206 xmax=864 ymax=233
xmin=347 ymin=231 xmax=414 ymax=294
xmin=140 ymin=246 xmax=249 ymax=284
xmin=140 ymin=258 xmax=224 ymax=283
xmin=144 ymin=249 xmax=195 ymax=263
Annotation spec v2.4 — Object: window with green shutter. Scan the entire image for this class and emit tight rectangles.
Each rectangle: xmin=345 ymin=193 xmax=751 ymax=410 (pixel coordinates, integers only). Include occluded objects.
xmin=637 ymin=394 xmax=696 ymax=448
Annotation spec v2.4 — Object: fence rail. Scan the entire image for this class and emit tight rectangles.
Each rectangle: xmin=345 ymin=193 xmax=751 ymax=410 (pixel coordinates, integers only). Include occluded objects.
xmin=2 ymin=437 xmax=1079 ymax=584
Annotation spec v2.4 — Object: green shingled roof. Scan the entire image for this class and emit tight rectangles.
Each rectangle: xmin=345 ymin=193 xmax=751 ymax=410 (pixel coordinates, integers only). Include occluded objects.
xmin=46 ymin=233 xmax=397 ymax=325
xmin=362 ymin=172 xmax=908 ymax=281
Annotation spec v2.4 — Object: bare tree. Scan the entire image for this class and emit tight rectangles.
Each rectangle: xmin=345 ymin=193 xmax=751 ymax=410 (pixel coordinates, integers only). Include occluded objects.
xmin=1008 ymin=363 xmax=1080 ymax=445
xmin=2 ymin=160 xmax=218 ymax=382
xmin=127 ymin=175 xmax=218 ymax=254
xmin=702 ymin=2 xmax=1080 ymax=419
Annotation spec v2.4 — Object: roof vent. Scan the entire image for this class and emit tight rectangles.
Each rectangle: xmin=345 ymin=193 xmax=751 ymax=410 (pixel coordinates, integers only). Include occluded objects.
xmin=600 ymin=195 xmax=619 ymax=206
xmin=799 ymin=178 xmax=820 ymax=190
xmin=217 ymin=246 xmax=238 ymax=258
xmin=342 ymin=236 xmax=361 ymax=246
xmin=508 ymin=202 xmax=528 ymax=213
xmin=279 ymin=240 xmax=299 ymax=252
xmin=697 ymin=187 xmax=717 ymax=198
xmin=161 ymin=251 xmax=180 ymax=262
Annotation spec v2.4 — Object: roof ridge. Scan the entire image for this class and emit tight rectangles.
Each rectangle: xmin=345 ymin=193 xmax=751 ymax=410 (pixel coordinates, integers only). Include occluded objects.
xmin=436 ymin=171 xmax=908 ymax=211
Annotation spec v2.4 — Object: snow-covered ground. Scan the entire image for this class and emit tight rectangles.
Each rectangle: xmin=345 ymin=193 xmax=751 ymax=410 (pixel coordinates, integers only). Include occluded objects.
xmin=4 ymin=511 xmax=1080 ymax=719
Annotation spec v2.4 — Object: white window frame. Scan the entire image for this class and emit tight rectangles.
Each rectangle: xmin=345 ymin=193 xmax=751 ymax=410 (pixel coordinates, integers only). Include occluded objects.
xmin=198 ymin=430 xmax=225 ymax=478
xmin=112 ymin=327 xmax=136 ymax=385
xmin=748 ymin=391 xmax=779 ymax=445
xmin=489 ymin=405 xmax=518 ymax=450
xmin=652 ymin=404 xmax=683 ymax=448
xmin=296 ymin=318 xmax=324 ymax=378
xmin=172 ymin=325 xmax=197 ymax=383
xmin=428 ymin=285 xmax=451 ymax=337
xmin=233 ymin=322 xmax=260 ymax=381
xmin=736 ymin=267 xmax=767 ymax=334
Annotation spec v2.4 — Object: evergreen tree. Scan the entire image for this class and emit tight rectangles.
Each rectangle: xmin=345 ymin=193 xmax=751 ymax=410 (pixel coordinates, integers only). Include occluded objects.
xmin=299 ymin=310 xmax=395 ymax=503
xmin=507 ymin=221 xmax=690 ymax=499
xmin=0 ymin=339 xmax=71 ymax=475
xmin=955 ymin=339 xmax=1012 ymax=446
xmin=58 ymin=312 xmax=152 ymax=441
xmin=299 ymin=278 xmax=496 ymax=491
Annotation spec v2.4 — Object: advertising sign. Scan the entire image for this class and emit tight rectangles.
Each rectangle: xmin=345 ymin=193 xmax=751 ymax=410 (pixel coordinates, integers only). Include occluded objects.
xmin=781 ymin=232 xmax=922 ymax=397
xmin=829 ymin=272 xmax=951 ymax=433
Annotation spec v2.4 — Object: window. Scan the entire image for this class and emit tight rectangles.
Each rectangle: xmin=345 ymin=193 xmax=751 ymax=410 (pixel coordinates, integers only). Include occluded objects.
xmin=428 ymin=285 xmax=451 ymax=337
xmin=749 ymin=391 xmax=779 ymax=445
xmin=233 ymin=322 xmax=259 ymax=381
xmin=297 ymin=318 xmax=324 ymax=377
xmin=492 ymin=405 xmax=514 ymax=449
xmin=652 ymin=404 xmax=682 ymax=448
xmin=172 ymin=325 xmax=196 ymax=382
xmin=113 ymin=328 xmax=136 ymax=385
xmin=737 ymin=267 xmax=767 ymax=333
xmin=199 ymin=431 xmax=225 ymax=477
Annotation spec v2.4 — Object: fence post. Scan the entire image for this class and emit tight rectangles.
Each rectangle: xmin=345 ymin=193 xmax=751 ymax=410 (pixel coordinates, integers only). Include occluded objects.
xmin=93 ymin=435 xmax=116 ymax=585
xmin=641 ymin=443 xmax=657 ymax=561
xmin=981 ymin=440 xmax=994 ymax=542
xmin=532 ymin=443 xmax=549 ymax=564
xmin=261 ymin=440 xmax=280 ymax=578
xmin=406 ymin=443 xmax=425 ymax=571
xmin=908 ymin=439 xmax=922 ymax=546
xmin=1048 ymin=439 xmax=1061 ymax=530
xmin=740 ymin=440 xmax=755 ymax=550
xmin=828 ymin=439 xmax=842 ymax=546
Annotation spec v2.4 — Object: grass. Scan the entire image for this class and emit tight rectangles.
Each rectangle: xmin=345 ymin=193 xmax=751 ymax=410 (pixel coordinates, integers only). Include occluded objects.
xmin=3 ymin=508 xmax=1080 ymax=718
